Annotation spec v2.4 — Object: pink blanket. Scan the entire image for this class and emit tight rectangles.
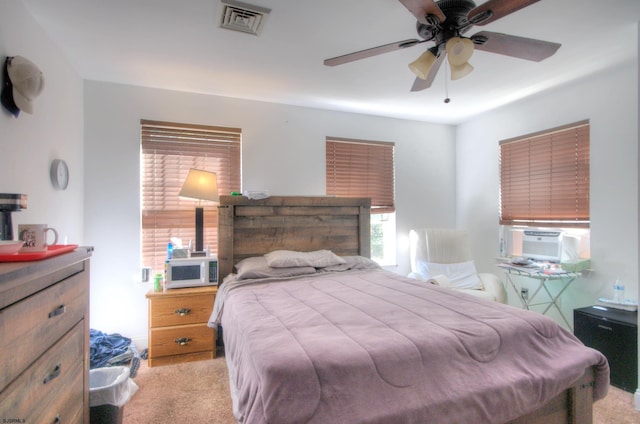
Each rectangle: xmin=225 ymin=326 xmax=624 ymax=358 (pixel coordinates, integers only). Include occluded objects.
xmin=211 ymin=268 xmax=609 ymax=424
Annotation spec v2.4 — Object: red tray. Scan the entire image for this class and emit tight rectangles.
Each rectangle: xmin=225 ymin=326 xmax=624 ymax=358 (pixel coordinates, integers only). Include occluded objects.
xmin=0 ymin=244 xmax=79 ymax=262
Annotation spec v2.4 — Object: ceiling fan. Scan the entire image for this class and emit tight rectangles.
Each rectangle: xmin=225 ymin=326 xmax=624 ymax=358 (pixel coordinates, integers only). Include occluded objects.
xmin=324 ymin=0 xmax=561 ymax=92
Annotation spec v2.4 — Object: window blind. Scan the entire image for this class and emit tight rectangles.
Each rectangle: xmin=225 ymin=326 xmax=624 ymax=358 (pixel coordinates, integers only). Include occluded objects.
xmin=141 ymin=119 xmax=241 ymax=270
xmin=326 ymin=137 xmax=395 ymax=214
xmin=499 ymin=120 xmax=589 ymax=228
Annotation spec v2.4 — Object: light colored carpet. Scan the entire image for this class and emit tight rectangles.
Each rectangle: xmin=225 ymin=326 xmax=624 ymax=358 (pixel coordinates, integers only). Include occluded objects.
xmin=123 ymin=352 xmax=640 ymax=423
xmin=124 ymin=355 xmax=235 ymax=423
xmin=593 ymin=385 xmax=640 ymax=424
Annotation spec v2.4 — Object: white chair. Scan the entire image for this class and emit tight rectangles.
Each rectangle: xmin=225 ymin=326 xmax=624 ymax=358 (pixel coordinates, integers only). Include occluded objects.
xmin=408 ymin=228 xmax=507 ymax=303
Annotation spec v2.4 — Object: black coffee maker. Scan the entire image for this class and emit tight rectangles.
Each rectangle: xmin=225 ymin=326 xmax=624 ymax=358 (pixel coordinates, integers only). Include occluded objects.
xmin=0 ymin=193 xmax=27 ymax=240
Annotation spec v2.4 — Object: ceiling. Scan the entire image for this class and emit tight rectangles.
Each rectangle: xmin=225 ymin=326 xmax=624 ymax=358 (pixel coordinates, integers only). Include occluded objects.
xmin=20 ymin=0 xmax=640 ymax=125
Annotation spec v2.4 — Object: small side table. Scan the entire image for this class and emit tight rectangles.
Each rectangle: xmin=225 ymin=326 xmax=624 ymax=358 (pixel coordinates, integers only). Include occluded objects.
xmin=146 ymin=286 xmax=217 ymax=367
xmin=498 ymin=264 xmax=580 ymax=329
xmin=574 ymin=305 xmax=638 ymax=392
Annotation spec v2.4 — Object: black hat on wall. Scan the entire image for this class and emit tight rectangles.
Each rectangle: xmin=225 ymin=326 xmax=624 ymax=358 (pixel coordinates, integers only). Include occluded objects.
xmin=1 ymin=56 xmax=45 ymax=117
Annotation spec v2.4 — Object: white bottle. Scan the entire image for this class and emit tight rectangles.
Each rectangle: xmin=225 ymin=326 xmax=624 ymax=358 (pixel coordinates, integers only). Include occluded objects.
xmin=613 ymin=279 xmax=625 ymax=303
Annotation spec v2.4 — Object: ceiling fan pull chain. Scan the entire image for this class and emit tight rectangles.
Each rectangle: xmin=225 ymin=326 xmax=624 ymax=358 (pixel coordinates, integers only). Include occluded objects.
xmin=444 ymin=60 xmax=451 ymax=104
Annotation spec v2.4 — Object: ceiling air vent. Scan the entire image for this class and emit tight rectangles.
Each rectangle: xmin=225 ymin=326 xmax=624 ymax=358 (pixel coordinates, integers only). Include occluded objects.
xmin=219 ymin=0 xmax=271 ymax=36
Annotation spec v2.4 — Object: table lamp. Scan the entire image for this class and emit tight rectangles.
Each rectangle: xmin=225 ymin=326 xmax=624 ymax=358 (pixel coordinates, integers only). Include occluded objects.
xmin=178 ymin=169 xmax=219 ymax=253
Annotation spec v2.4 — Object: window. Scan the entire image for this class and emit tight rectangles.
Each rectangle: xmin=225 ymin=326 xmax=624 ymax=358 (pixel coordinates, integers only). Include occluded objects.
xmin=326 ymin=137 xmax=396 ymax=265
xmin=141 ymin=120 xmax=241 ymax=271
xmin=499 ymin=120 xmax=590 ymax=228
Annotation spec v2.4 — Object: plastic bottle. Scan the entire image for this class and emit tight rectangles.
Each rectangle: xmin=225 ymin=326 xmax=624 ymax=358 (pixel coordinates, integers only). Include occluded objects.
xmin=613 ymin=279 xmax=625 ymax=303
xmin=167 ymin=242 xmax=173 ymax=260
xmin=164 ymin=260 xmax=169 ymax=291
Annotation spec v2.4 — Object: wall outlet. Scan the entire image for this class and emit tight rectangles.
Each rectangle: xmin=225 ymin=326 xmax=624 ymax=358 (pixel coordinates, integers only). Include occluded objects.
xmin=521 ymin=287 xmax=529 ymax=302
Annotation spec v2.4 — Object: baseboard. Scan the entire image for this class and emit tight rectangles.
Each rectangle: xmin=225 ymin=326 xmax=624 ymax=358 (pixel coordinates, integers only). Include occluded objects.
xmin=131 ymin=335 xmax=148 ymax=351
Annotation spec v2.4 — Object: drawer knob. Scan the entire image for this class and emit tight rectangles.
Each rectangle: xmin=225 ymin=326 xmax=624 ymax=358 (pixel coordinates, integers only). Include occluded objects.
xmin=174 ymin=308 xmax=191 ymax=316
xmin=48 ymin=304 xmax=66 ymax=318
xmin=175 ymin=337 xmax=192 ymax=346
xmin=43 ymin=364 xmax=62 ymax=384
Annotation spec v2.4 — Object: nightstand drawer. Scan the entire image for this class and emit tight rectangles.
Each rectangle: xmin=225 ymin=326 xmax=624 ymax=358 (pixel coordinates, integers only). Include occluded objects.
xmin=0 ymin=271 xmax=88 ymax=391
xmin=149 ymin=291 xmax=215 ymax=327
xmin=149 ymin=323 xmax=214 ymax=357
xmin=0 ymin=321 xmax=84 ymax=422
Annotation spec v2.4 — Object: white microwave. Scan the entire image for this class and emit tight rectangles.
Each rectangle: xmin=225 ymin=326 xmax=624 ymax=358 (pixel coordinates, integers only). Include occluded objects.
xmin=165 ymin=256 xmax=218 ymax=289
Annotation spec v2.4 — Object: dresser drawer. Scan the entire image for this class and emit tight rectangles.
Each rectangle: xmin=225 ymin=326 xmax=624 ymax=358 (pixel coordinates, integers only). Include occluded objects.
xmin=0 ymin=271 xmax=88 ymax=391
xmin=149 ymin=291 xmax=215 ymax=327
xmin=149 ymin=323 xmax=214 ymax=357
xmin=0 ymin=321 xmax=85 ymax=423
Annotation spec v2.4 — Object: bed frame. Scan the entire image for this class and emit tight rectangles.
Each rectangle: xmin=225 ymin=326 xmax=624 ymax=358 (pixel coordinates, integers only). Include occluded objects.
xmin=216 ymin=195 xmax=596 ymax=424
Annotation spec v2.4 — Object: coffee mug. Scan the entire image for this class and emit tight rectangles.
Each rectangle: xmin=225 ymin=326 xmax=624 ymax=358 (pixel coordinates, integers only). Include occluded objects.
xmin=18 ymin=224 xmax=58 ymax=252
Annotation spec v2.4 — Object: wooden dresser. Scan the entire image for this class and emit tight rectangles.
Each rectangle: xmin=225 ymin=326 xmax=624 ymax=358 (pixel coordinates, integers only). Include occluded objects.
xmin=0 ymin=248 xmax=92 ymax=423
xmin=146 ymin=286 xmax=217 ymax=367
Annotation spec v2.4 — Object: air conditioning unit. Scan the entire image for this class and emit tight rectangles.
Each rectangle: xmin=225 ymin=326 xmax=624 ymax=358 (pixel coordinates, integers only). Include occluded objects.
xmin=522 ymin=230 xmax=563 ymax=262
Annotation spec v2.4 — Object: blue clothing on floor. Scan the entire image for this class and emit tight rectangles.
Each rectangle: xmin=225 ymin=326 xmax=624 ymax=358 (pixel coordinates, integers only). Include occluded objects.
xmin=89 ymin=328 xmax=133 ymax=369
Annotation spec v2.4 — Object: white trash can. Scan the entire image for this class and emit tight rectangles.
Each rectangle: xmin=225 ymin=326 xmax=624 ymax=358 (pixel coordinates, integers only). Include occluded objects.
xmin=89 ymin=366 xmax=138 ymax=424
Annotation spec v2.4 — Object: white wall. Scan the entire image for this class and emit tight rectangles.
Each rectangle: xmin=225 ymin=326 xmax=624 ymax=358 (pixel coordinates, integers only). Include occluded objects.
xmin=0 ymin=2 xmax=84 ymax=245
xmin=84 ymin=81 xmax=456 ymax=346
xmin=456 ymin=60 xmax=639 ymax=327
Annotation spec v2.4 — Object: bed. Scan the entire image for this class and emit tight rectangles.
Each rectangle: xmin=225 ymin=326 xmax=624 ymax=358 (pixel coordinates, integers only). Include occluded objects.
xmin=209 ymin=196 xmax=609 ymax=424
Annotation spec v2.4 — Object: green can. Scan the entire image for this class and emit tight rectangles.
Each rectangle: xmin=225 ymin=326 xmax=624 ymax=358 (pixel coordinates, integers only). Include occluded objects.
xmin=154 ymin=273 xmax=163 ymax=292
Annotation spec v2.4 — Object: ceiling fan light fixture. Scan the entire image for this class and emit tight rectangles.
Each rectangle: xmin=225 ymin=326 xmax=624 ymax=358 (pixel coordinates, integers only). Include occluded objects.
xmin=446 ymin=37 xmax=474 ymax=65
xmin=446 ymin=37 xmax=474 ymax=80
xmin=408 ymin=49 xmax=437 ymax=80
xmin=450 ymin=62 xmax=474 ymax=80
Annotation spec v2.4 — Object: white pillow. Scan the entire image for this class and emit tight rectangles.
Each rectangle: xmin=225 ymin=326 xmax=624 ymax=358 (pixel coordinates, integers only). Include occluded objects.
xmin=265 ymin=250 xmax=346 ymax=268
xmin=417 ymin=260 xmax=483 ymax=290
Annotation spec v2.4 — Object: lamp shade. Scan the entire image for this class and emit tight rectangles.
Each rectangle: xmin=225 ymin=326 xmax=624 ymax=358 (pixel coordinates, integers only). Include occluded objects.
xmin=408 ymin=49 xmax=438 ymax=80
xmin=179 ymin=169 xmax=219 ymax=203
xmin=450 ymin=61 xmax=474 ymax=80
xmin=446 ymin=37 xmax=474 ymax=80
xmin=446 ymin=37 xmax=474 ymax=65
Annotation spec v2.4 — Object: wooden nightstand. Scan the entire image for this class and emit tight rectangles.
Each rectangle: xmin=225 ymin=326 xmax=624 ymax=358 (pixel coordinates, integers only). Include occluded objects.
xmin=146 ymin=286 xmax=217 ymax=367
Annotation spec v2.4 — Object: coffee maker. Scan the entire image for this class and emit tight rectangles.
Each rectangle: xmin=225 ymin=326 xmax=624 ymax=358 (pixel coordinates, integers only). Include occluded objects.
xmin=0 ymin=193 xmax=27 ymax=240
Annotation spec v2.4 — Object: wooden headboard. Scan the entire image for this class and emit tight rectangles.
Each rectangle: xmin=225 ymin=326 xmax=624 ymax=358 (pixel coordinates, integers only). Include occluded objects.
xmin=217 ymin=196 xmax=371 ymax=278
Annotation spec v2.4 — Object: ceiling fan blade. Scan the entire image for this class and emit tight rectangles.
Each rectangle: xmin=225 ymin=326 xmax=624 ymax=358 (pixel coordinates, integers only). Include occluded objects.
xmin=468 ymin=0 xmax=540 ymax=26
xmin=324 ymin=39 xmax=422 ymax=66
xmin=398 ymin=0 xmax=446 ymax=24
xmin=410 ymin=50 xmax=445 ymax=91
xmin=471 ymin=31 xmax=560 ymax=61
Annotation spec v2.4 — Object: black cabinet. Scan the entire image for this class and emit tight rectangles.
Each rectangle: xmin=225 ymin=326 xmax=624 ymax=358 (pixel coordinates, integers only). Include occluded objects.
xmin=574 ymin=306 xmax=638 ymax=392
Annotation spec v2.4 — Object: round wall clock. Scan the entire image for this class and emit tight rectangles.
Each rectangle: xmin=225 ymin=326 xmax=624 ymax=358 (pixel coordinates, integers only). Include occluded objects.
xmin=50 ymin=159 xmax=69 ymax=190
